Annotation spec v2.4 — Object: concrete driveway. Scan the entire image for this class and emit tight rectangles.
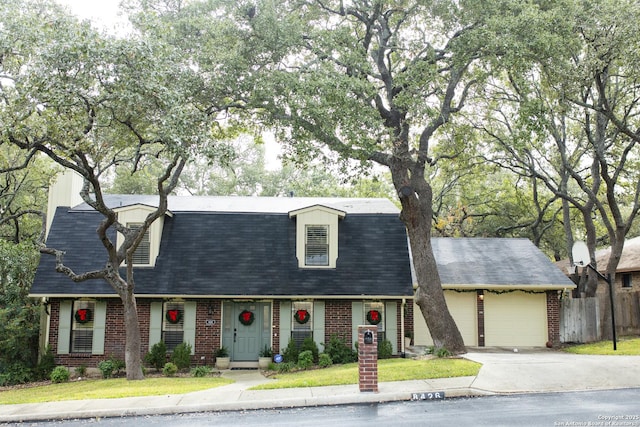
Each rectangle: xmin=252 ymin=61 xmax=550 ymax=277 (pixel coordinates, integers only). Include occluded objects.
xmin=464 ymin=348 xmax=640 ymax=393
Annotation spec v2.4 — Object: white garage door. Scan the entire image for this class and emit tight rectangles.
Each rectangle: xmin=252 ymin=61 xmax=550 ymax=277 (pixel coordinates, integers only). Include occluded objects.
xmin=414 ymin=291 xmax=477 ymax=346
xmin=484 ymin=291 xmax=547 ymax=347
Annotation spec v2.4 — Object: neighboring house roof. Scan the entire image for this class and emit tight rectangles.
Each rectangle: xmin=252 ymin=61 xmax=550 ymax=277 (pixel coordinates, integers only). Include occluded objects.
xmin=593 ymin=236 xmax=640 ymax=273
xmin=431 ymin=237 xmax=576 ymax=290
xmin=30 ymin=196 xmax=413 ymax=299
xmin=555 ymin=235 xmax=640 ymax=274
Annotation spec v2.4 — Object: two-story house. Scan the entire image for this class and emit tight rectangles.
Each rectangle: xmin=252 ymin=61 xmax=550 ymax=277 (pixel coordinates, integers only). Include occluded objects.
xmin=30 ymin=174 xmax=413 ymax=368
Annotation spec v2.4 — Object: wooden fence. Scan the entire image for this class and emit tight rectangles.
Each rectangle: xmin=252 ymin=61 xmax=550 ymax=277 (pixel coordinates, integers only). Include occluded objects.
xmin=561 ymin=292 xmax=640 ymax=343
xmin=560 ymin=297 xmax=600 ymax=343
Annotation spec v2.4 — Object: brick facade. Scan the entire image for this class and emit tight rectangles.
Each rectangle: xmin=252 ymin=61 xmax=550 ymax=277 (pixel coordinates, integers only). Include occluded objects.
xmin=47 ymin=297 xmax=410 ymax=368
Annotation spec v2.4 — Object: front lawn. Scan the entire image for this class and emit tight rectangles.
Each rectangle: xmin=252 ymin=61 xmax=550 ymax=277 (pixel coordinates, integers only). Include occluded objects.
xmin=0 ymin=377 xmax=233 ymax=405
xmin=251 ymin=357 xmax=481 ymax=390
xmin=564 ymin=337 xmax=640 ymax=355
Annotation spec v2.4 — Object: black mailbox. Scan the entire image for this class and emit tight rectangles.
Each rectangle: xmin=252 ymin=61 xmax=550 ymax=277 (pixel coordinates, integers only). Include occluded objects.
xmin=364 ymin=330 xmax=374 ymax=345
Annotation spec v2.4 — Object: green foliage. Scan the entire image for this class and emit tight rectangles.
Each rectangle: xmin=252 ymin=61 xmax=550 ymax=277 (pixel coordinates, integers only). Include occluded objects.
xmin=427 ymin=346 xmax=452 ymax=358
xmin=190 ymin=366 xmax=213 ymax=377
xmin=74 ymin=365 xmax=87 ymax=377
xmin=50 ymin=366 xmax=70 ymax=383
xmin=297 ymin=350 xmax=313 ymax=370
xmin=318 ymin=353 xmax=333 ymax=368
xmin=276 ymin=362 xmax=295 ymax=373
xmin=377 ymin=339 xmax=393 ymax=360
xmin=170 ymin=343 xmax=192 ymax=370
xmin=323 ymin=334 xmax=357 ymax=365
xmin=34 ymin=346 xmax=55 ymax=381
xmin=162 ymin=362 xmax=178 ymax=377
xmin=282 ymin=339 xmax=299 ymax=364
xmin=98 ymin=357 xmax=125 ymax=379
xmin=300 ymin=336 xmax=319 ymax=364
xmin=144 ymin=341 xmax=167 ymax=371
xmin=0 ymin=241 xmax=41 ymax=385
xmin=0 ymin=363 xmax=33 ymax=386
xmin=259 ymin=345 xmax=272 ymax=358
xmin=215 ymin=346 xmax=229 ymax=357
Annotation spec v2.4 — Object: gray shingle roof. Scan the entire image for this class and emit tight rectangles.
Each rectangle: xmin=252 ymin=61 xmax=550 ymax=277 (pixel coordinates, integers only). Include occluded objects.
xmin=432 ymin=237 xmax=576 ymax=289
xmin=31 ymin=197 xmax=413 ymax=298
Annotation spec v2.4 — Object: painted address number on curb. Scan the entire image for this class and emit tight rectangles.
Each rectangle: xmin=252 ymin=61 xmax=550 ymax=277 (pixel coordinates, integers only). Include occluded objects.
xmin=411 ymin=391 xmax=445 ymax=401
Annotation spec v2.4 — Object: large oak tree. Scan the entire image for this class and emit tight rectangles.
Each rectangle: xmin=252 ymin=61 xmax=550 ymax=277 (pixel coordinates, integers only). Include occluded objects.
xmin=1 ymin=0 xmax=224 ymax=378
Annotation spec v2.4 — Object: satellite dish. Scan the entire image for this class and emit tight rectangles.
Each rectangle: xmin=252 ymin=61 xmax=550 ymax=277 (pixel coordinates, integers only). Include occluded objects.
xmin=572 ymin=241 xmax=590 ymax=266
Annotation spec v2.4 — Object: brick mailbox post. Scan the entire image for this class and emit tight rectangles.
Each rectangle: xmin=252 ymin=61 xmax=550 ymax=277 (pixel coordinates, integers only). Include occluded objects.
xmin=358 ymin=325 xmax=378 ymax=393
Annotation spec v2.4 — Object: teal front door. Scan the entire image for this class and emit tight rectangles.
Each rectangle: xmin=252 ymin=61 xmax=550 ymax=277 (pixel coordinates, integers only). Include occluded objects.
xmin=222 ymin=302 xmax=271 ymax=361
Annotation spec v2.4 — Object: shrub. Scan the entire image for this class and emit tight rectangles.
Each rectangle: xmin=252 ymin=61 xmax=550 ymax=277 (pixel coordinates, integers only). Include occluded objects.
xmin=50 ymin=366 xmax=70 ymax=383
xmin=0 ymin=363 xmax=33 ymax=386
xmin=74 ymin=365 xmax=87 ymax=377
xmin=297 ymin=350 xmax=314 ymax=370
xmin=170 ymin=342 xmax=192 ymax=371
xmin=318 ymin=353 xmax=333 ymax=368
xmin=435 ymin=347 xmax=451 ymax=358
xmin=191 ymin=366 xmax=213 ymax=377
xmin=282 ymin=339 xmax=299 ymax=363
xmin=144 ymin=341 xmax=167 ymax=371
xmin=163 ymin=362 xmax=178 ymax=377
xmin=34 ymin=346 xmax=55 ymax=381
xmin=277 ymin=361 xmax=294 ymax=373
xmin=378 ymin=339 xmax=393 ymax=359
xmin=300 ymin=336 xmax=319 ymax=363
xmin=98 ymin=357 xmax=125 ymax=379
xmin=323 ymin=334 xmax=357 ymax=364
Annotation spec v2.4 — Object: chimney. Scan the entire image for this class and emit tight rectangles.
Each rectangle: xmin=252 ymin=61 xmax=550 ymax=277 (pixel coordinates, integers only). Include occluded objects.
xmin=46 ymin=169 xmax=84 ymax=238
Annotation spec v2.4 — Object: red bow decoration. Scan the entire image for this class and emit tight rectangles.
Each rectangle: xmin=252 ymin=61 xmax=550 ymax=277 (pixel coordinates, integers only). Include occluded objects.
xmin=367 ymin=309 xmax=382 ymax=325
xmin=77 ymin=309 xmax=88 ymax=321
xmin=239 ymin=310 xmax=255 ymax=326
xmin=294 ymin=309 xmax=310 ymax=324
xmin=75 ymin=308 xmax=92 ymax=324
xmin=166 ymin=309 xmax=181 ymax=324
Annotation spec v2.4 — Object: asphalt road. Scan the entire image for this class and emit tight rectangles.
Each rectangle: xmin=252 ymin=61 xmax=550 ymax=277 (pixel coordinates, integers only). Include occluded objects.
xmin=11 ymin=388 xmax=640 ymax=427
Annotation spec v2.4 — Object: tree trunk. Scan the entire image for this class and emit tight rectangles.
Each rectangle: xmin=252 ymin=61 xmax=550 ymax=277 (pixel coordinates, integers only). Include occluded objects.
xmin=398 ymin=181 xmax=466 ymax=354
xmin=123 ymin=289 xmax=144 ymax=380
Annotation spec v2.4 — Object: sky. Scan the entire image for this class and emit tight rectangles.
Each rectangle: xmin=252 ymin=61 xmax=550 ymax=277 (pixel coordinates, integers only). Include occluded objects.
xmin=54 ymin=0 xmax=283 ymax=169
xmin=55 ymin=0 xmax=125 ymax=28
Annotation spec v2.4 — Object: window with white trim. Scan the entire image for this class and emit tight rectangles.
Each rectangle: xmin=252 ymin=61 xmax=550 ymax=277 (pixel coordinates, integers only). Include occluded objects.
xmin=71 ymin=301 xmax=95 ymax=353
xmin=291 ymin=301 xmax=313 ymax=347
xmin=162 ymin=302 xmax=184 ymax=351
xmin=305 ymin=225 xmax=329 ymax=266
xmin=127 ymin=223 xmax=150 ymax=265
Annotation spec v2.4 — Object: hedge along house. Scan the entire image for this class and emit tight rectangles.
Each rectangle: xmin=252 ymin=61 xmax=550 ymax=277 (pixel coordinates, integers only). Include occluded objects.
xmin=414 ymin=238 xmax=577 ymax=348
xmin=30 ymin=175 xmax=413 ymax=368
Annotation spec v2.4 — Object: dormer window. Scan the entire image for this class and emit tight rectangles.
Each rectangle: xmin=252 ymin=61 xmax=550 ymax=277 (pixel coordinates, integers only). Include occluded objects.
xmin=306 ymin=225 xmax=329 ymax=266
xmin=115 ymin=203 xmax=172 ymax=268
xmin=128 ymin=223 xmax=150 ymax=265
xmin=289 ymin=205 xmax=345 ymax=269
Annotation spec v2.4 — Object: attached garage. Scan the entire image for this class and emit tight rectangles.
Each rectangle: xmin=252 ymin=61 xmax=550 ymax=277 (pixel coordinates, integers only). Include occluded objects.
xmin=414 ymin=290 xmax=478 ymax=347
xmin=483 ymin=291 xmax=547 ymax=347
xmin=408 ymin=238 xmax=576 ymax=350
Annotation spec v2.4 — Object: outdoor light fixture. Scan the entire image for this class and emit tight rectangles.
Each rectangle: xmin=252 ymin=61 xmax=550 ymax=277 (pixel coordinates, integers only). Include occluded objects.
xmin=207 ymin=303 xmax=213 ymax=316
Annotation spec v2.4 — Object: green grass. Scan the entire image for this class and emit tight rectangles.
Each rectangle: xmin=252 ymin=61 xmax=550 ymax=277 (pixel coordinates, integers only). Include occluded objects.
xmin=251 ymin=358 xmax=481 ymax=390
xmin=564 ymin=337 xmax=640 ymax=355
xmin=0 ymin=358 xmax=481 ymax=404
xmin=0 ymin=377 xmax=233 ymax=405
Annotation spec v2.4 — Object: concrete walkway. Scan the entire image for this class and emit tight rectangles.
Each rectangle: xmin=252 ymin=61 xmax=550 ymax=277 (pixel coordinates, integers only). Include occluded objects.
xmin=1 ymin=349 xmax=639 ymax=423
